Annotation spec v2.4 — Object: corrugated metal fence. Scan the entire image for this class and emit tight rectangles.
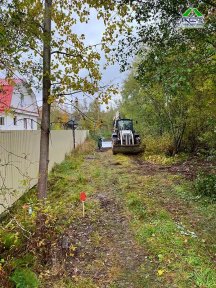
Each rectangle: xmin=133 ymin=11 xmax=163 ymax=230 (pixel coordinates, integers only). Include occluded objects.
xmin=0 ymin=130 xmax=88 ymax=214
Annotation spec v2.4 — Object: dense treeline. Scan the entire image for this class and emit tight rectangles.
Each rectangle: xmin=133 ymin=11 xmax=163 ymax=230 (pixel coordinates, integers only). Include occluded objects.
xmin=120 ymin=44 xmax=216 ymax=155
xmin=119 ymin=1 xmax=216 ymax=156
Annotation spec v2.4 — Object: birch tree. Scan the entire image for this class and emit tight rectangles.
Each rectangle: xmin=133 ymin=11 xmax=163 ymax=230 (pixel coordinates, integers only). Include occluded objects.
xmin=0 ymin=0 xmax=130 ymax=199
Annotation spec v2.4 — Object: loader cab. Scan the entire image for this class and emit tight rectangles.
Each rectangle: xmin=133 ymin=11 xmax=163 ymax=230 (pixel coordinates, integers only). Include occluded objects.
xmin=115 ymin=119 xmax=133 ymax=132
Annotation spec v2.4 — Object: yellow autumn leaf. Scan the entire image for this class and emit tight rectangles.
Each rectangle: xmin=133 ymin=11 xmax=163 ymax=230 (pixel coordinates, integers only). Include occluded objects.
xmin=157 ymin=269 xmax=165 ymax=276
xmin=70 ymin=245 xmax=77 ymax=252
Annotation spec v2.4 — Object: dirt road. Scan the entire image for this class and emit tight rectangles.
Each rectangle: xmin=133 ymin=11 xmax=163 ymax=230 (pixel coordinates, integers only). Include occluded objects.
xmin=45 ymin=149 xmax=216 ymax=288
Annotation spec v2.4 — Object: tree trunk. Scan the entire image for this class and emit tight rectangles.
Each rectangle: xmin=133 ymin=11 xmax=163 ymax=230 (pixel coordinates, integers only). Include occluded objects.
xmin=38 ymin=0 xmax=52 ymax=200
xmin=174 ymin=122 xmax=186 ymax=155
xmin=72 ymin=123 xmax=76 ymax=150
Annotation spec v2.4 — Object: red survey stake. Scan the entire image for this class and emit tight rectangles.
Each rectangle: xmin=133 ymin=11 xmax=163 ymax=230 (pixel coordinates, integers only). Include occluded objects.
xmin=80 ymin=192 xmax=87 ymax=202
xmin=80 ymin=192 xmax=87 ymax=217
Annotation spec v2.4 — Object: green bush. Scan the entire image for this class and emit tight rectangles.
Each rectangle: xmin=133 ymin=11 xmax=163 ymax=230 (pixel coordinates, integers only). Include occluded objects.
xmin=195 ymin=173 xmax=216 ymax=200
xmin=0 ymin=231 xmax=21 ymax=250
xmin=10 ymin=268 xmax=39 ymax=288
xmin=144 ymin=134 xmax=172 ymax=155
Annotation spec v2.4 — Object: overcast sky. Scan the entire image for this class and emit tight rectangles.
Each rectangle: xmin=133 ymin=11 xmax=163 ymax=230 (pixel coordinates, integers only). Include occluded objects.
xmin=70 ymin=8 xmax=129 ymax=110
xmin=0 ymin=8 xmax=131 ymax=111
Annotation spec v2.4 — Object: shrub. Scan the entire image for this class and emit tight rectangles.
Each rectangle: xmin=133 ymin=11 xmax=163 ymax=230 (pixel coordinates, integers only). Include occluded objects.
xmin=144 ymin=134 xmax=172 ymax=155
xmin=0 ymin=231 xmax=21 ymax=250
xmin=195 ymin=173 xmax=216 ymax=200
xmin=10 ymin=268 xmax=39 ymax=288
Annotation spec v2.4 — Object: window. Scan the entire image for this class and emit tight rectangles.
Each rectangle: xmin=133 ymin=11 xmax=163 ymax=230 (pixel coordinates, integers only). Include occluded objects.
xmin=23 ymin=118 xmax=27 ymax=129
xmin=20 ymin=96 xmax=24 ymax=107
xmin=0 ymin=117 xmax=5 ymax=125
xmin=31 ymin=119 xmax=34 ymax=129
xmin=13 ymin=116 xmax=17 ymax=126
xmin=117 ymin=120 xmax=133 ymax=131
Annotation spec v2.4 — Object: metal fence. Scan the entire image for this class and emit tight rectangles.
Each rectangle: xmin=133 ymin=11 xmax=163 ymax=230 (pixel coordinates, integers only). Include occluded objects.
xmin=0 ymin=130 xmax=88 ymax=214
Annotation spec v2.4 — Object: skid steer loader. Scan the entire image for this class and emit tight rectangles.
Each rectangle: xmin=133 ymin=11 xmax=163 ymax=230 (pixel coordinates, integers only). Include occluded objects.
xmin=112 ymin=113 xmax=144 ymax=155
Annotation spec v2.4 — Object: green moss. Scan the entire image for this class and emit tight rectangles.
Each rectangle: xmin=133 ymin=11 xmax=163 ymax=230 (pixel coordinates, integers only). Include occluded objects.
xmin=10 ymin=268 xmax=40 ymax=288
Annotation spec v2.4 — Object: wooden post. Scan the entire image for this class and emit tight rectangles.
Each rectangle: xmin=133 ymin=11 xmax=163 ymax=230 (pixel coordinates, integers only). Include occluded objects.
xmin=72 ymin=121 xmax=76 ymax=150
xmin=82 ymin=201 xmax=85 ymax=217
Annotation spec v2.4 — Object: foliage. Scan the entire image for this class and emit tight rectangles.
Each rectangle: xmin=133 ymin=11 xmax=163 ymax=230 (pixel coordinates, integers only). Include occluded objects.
xmin=117 ymin=0 xmax=216 ymax=155
xmin=118 ymin=0 xmax=215 ymax=68
xmin=120 ymin=38 xmax=216 ymax=154
xmin=198 ymin=131 xmax=216 ymax=155
xmin=195 ymin=173 xmax=216 ymax=200
xmin=0 ymin=231 xmax=21 ymax=250
xmin=79 ymin=99 xmax=116 ymax=138
xmin=0 ymin=0 xmax=130 ymax=102
xmin=0 ymin=0 xmax=131 ymax=199
xmin=144 ymin=134 xmax=172 ymax=155
xmin=50 ymin=103 xmax=70 ymax=130
xmin=10 ymin=268 xmax=39 ymax=288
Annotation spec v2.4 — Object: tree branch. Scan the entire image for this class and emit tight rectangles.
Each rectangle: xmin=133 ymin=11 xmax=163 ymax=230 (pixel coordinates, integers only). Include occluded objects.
xmin=51 ymin=51 xmax=83 ymax=58
xmin=56 ymin=91 xmax=82 ymax=96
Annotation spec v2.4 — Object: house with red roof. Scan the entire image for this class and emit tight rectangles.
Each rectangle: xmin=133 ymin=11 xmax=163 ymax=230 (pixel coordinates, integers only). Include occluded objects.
xmin=0 ymin=79 xmax=39 ymax=130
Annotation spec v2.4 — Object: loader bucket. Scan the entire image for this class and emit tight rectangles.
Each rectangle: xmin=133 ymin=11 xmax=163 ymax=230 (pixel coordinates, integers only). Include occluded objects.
xmin=112 ymin=144 xmax=144 ymax=155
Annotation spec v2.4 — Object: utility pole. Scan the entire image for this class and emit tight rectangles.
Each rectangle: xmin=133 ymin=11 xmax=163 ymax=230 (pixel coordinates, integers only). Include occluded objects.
xmin=72 ymin=98 xmax=79 ymax=150
xmin=38 ymin=0 xmax=52 ymax=200
xmin=65 ymin=119 xmax=77 ymax=150
xmin=72 ymin=120 xmax=76 ymax=150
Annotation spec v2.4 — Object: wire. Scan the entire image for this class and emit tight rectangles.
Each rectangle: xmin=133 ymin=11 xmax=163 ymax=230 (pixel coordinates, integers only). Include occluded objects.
xmin=57 ymin=103 xmax=97 ymax=124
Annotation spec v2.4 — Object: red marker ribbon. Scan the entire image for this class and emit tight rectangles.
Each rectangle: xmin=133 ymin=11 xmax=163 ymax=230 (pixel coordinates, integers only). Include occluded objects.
xmin=80 ymin=192 xmax=87 ymax=202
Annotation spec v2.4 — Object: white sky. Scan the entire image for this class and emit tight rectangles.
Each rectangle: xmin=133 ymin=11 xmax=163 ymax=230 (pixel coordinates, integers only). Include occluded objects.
xmin=70 ymin=9 xmax=128 ymax=109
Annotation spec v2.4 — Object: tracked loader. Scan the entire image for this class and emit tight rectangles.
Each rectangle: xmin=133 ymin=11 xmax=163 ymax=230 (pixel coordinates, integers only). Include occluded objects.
xmin=112 ymin=113 xmax=144 ymax=155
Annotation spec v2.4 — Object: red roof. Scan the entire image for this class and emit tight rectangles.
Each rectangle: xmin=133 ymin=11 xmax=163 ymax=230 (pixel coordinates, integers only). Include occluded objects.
xmin=0 ymin=79 xmax=23 ymax=112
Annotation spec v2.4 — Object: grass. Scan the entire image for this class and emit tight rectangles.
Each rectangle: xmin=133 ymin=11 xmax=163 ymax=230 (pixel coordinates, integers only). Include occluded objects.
xmin=0 ymin=142 xmax=215 ymax=288
xmin=0 ymin=140 xmax=97 ymax=287
xmin=53 ymin=277 xmax=98 ymax=288
xmin=64 ymin=150 xmax=216 ymax=287
xmin=108 ymin=154 xmax=216 ymax=287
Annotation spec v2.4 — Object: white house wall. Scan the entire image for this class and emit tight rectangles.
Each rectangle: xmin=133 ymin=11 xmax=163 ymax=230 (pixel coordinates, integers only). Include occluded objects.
xmin=0 ymin=81 xmax=39 ymax=130
xmin=11 ymin=83 xmax=38 ymax=114
xmin=0 ymin=114 xmax=38 ymax=130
